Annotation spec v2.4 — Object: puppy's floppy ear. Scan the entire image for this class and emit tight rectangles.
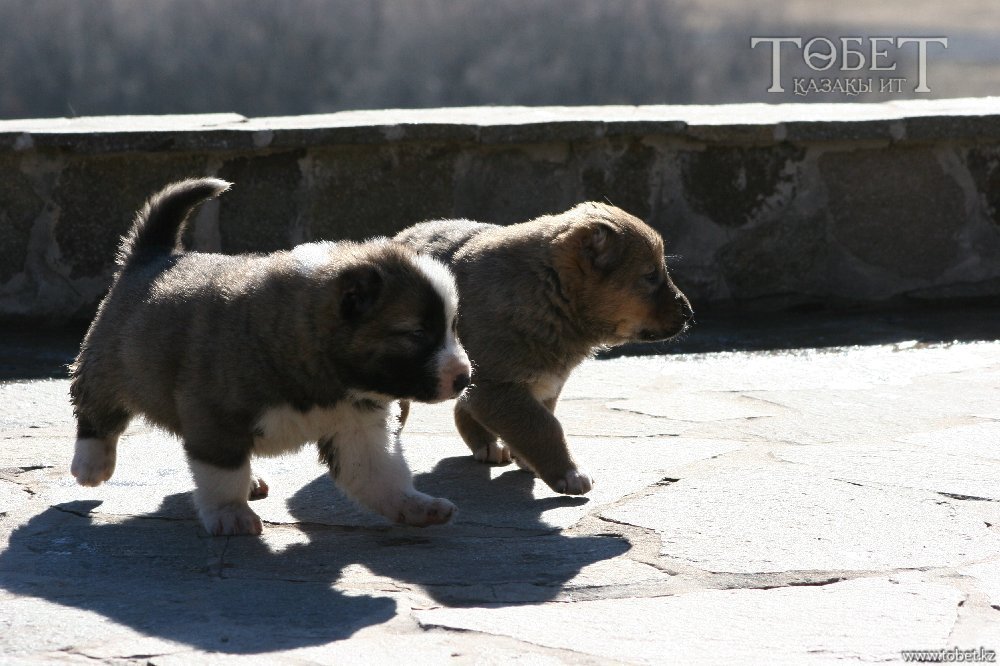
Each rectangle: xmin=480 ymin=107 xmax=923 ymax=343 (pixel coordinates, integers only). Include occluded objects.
xmin=579 ymin=220 xmax=619 ymax=272
xmin=340 ymin=265 xmax=383 ymax=319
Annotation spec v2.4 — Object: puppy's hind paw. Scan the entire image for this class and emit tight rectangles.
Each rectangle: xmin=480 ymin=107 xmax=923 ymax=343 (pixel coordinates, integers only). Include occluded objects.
xmin=393 ymin=492 xmax=457 ymax=527
xmin=551 ymin=469 xmax=594 ymax=495
xmin=473 ymin=441 xmax=512 ymax=465
xmin=248 ymin=476 xmax=269 ymax=500
xmin=201 ymin=503 xmax=263 ymax=536
xmin=71 ymin=438 xmax=116 ymax=486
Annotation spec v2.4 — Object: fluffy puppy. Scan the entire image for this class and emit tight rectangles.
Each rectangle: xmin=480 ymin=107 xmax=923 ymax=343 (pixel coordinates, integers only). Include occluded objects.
xmin=70 ymin=178 xmax=471 ymax=535
xmin=395 ymin=203 xmax=691 ymax=495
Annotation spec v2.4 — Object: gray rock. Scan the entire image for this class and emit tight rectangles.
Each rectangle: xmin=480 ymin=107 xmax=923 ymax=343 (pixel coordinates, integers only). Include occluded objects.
xmin=4 ymin=100 xmax=1000 ymax=321
xmin=416 ymin=576 xmax=964 ymax=664
xmin=603 ymin=463 xmax=1000 ymax=573
xmin=3 ymin=334 xmax=999 ymax=661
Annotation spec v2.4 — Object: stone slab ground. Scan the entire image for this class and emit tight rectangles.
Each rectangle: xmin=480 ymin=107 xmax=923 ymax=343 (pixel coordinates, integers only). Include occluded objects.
xmin=1 ymin=314 xmax=999 ymax=663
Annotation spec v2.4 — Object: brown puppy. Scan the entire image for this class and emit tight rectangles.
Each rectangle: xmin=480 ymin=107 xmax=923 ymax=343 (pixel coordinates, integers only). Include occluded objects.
xmin=395 ymin=202 xmax=692 ymax=495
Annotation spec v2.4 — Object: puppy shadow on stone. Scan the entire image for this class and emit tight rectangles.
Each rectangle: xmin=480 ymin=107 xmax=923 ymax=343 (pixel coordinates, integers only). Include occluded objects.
xmin=0 ymin=458 xmax=628 ymax=653
xmin=282 ymin=455 xmax=629 ymax=606
xmin=0 ymin=495 xmax=395 ymax=654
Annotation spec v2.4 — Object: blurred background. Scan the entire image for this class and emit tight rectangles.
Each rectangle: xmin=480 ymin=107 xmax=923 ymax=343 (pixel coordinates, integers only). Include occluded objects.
xmin=1 ymin=0 xmax=999 ymax=119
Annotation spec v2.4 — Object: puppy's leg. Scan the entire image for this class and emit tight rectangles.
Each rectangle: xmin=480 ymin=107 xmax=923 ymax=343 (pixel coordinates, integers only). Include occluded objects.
xmin=463 ymin=382 xmax=593 ymax=495
xmin=397 ymin=399 xmax=411 ymax=429
xmin=188 ymin=457 xmax=262 ymax=536
xmin=455 ymin=398 xmax=512 ymax=465
xmin=248 ymin=474 xmax=269 ymax=500
xmin=514 ymin=396 xmax=561 ymax=471
xmin=71 ymin=407 xmax=130 ymax=487
xmin=321 ymin=410 xmax=455 ymax=527
xmin=180 ymin=408 xmax=261 ymax=536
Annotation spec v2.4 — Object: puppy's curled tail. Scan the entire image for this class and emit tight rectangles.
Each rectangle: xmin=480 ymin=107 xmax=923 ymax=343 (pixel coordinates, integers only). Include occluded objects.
xmin=116 ymin=177 xmax=231 ymax=268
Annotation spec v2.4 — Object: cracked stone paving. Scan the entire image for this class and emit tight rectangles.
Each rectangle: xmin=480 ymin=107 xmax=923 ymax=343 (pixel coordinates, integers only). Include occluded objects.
xmin=1 ymin=310 xmax=999 ymax=663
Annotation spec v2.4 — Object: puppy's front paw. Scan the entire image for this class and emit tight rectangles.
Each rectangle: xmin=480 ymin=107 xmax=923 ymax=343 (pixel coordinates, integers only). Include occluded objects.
xmin=473 ymin=441 xmax=512 ymax=465
xmin=392 ymin=492 xmax=457 ymax=527
xmin=71 ymin=438 xmax=116 ymax=486
xmin=201 ymin=503 xmax=263 ymax=536
xmin=248 ymin=476 xmax=269 ymax=500
xmin=551 ymin=469 xmax=594 ymax=495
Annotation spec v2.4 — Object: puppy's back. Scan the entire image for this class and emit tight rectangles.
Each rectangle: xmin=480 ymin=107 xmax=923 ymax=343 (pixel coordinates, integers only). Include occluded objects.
xmin=394 ymin=219 xmax=495 ymax=264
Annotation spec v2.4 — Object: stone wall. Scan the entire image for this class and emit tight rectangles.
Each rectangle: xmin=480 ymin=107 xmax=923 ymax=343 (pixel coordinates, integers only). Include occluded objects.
xmin=2 ymin=99 xmax=1000 ymax=320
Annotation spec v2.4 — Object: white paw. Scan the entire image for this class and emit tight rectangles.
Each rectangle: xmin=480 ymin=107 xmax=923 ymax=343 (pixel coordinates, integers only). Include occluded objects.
xmin=473 ymin=441 xmax=512 ymax=465
xmin=71 ymin=438 xmax=116 ymax=486
xmin=552 ymin=469 xmax=594 ymax=495
xmin=200 ymin=502 xmax=263 ymax=536
xmin=390 ymin=492 xmax=457 ymax=527
xmin=248 ymin=475 xmax=269 ymax=500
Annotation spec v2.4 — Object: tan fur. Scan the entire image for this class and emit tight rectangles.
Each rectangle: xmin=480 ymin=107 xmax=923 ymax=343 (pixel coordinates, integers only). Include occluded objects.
xmin=396 ymin=202 xmax=692 ymax=495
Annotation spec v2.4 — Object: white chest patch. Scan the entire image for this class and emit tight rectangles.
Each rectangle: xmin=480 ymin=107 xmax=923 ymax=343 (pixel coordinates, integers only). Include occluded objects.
xmin=253 ymin=401 xmax=389 ymax=457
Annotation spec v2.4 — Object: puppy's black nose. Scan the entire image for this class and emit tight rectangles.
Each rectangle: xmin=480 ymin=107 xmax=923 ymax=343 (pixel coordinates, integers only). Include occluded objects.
xmin=453 ymin=373 xmax=471 ymax=394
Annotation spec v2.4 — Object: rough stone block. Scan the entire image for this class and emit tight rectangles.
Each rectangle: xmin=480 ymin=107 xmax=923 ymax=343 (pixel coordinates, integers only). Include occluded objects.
xmin=452 ymin=143 xmax=582 ymax=224
xmin=680 ymin=143 xmax=805 ymax=228
xmin=1 ymin=101 xmax=1000 ymax=320
xmin=0 ymin=156 xmax=42 ymax=283
xmin=579 ymin=137 xmax=658 ymax=220
xmin=717 ymin=211 xmax=831 ymax=302
xmin=218 ymin=150 xmax=305 ymax=253
xmin=965 ymin=146 xmax=1000 ymax=229
xmin=306 ymin=143 xmax=456 ymax=241
xmin=820 ymin=147 xmax=965 ymax=280
xmin=52 ymin=154 xmax=209 ymax=280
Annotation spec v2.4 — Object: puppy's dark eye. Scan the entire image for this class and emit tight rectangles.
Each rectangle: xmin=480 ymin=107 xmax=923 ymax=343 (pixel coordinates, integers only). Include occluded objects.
xmin=402 ymin=329 xmax=427 ymax=343
xmin=643 ymin=270 xmax=660 ymax=286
